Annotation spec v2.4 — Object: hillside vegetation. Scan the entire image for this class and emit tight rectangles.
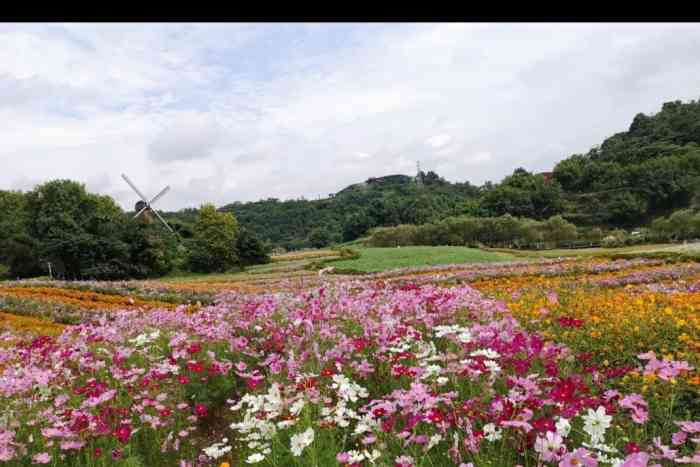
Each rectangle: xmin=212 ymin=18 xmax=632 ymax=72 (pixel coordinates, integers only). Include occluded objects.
xmin=205 ymin=98 xmax=700 ymax=249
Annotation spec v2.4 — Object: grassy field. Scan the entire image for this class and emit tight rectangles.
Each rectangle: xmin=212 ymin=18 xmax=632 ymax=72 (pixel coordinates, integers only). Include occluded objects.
xmin=330 ymin=246 xmax=515 ymax=272
xmin=487 ymin=241 xmax=700 ymax=260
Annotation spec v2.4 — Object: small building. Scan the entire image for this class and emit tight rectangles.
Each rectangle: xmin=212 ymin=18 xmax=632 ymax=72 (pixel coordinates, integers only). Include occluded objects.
xmin=539 ymin=171 xmax=554 ymax=183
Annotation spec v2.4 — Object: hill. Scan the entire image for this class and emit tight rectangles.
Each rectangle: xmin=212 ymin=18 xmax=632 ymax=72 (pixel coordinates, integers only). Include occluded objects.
xmin=167 ymin=98 xmax=700 ymax=250
xmin=218 ymin=172 xmax=481 ymax=250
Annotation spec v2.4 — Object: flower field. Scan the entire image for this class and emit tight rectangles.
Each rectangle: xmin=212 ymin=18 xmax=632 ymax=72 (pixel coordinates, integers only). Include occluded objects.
xmin=1 ymin=257 xmax=700 ymax=466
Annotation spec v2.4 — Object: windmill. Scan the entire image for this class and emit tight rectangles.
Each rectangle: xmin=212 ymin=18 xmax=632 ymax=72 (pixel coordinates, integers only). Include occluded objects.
xmin=121 ymin=173 xmax=176 ymax=234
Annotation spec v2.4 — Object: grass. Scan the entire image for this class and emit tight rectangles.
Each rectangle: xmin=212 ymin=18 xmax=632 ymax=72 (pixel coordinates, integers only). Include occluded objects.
xmin=486 ymin=241 xmax=700 ymax=261
xmin=329 ymin=246 xmax=515 ymax=273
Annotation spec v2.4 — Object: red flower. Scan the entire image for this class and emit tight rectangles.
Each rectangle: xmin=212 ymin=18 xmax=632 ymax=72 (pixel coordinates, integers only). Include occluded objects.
xmin=558 ymin=317 xmax=584 ymax=328
xmin=160 ymin=408 xmax=172 ymax=418
xmin=114 ymin=425 xmax=131 ymax=444
xmin=186 ymin=361 xmax=204 ymax=373
xmin=246 ymin=378 xmax=262 ymax=390
xmin=94 ymin=447 xmax=102 ymax=457
xmin=320 ymin=367 xmax=335 ymax=377
xmin=427 ymin=408 xmax=444 ymax=424
xmin=625 ymin=442 xmax=641 ymax=454
xmin=186 ymin=342 xmax=202 ymax=354
xmin=178 ymin=375 xmax=190 ymax=385
xmin=194 ymin=403 xmax=208 ymax=417
xmin=532 ymin=416 xmax=555 ymax=433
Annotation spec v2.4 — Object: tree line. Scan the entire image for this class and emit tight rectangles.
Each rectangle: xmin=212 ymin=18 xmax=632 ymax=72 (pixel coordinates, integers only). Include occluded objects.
xmin=0 ymin=180 xmax=270 ymax=280
xmin=367 ymin=215 xmax=583 ymax=249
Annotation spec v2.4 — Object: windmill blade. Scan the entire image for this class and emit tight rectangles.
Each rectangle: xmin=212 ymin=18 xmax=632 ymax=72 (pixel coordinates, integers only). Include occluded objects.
xmin=121 ymin=174 xmax=149 ymax=202
xmin=149 ymin=185 xmax=170 ymax=206
xmin=151 ymin=208 xmax=175 ymax=234
xmin=133 ymin=205 xmax=149 ymax=219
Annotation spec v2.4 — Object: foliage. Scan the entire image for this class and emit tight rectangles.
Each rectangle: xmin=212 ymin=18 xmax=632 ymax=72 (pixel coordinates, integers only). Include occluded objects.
xmin=187 ymin=204 xmax=240 ymax=273
xmin=554 ymin=99 xmax=700 ymax=225
xmin=368 ymin=214 xmax=580 ymax=249
xmin=236 ymin=226 xmax=271 ymax=266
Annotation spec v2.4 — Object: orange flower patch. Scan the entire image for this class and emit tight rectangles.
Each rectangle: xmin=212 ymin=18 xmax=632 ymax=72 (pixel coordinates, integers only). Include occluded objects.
xmin=0 ymin=310 xmax=65 ymax=337
xmin=0 ymin=287 xmax=174 ymax=311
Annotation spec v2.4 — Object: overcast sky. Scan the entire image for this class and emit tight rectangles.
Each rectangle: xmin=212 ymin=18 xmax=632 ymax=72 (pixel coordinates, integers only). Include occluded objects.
xmin=2 ymin=23 xmax=700 ymax=211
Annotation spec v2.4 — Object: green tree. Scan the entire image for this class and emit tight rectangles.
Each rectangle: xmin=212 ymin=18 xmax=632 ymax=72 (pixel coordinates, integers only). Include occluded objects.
xmin=24 ymin=180 xmax=132 ymax=279
xmin=236 ymin=227 xmax=271 ymax=266
xmin=188 ymin=204 xmax=240 ymax=273
xmin=542 ymin=215 xmax=578 ymax=245
xmin=307 ymin=226 xmax=334 ymax=249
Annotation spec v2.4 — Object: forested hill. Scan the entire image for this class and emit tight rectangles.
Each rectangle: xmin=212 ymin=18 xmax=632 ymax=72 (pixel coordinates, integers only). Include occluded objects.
xmin=553 ymin=99 xmax=700 ymax=225
xmin=187 ymin=98 xmax=700 ymax=250
xmin=218 ymin=173 xmax=481 ymax=250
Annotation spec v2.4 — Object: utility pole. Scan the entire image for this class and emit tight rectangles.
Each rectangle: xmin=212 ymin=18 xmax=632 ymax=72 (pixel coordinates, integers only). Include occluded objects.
xmin=47 ymin=261 xmax=53 ymax=280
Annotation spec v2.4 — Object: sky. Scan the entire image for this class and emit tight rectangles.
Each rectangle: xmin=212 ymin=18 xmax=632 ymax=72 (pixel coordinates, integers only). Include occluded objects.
xmin=2 ymin=22 xmax=700 ymax=211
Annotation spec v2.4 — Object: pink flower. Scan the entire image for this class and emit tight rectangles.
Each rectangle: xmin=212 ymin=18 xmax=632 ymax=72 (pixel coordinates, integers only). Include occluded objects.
xmin=535 ymin=431 xmax=564 ymax=462
xmin=559 ymin=448 xmax=597 ymax=467
xmin=672 ymin=431 xmax=688 ymax=445
xmin=621 ymin=452 xmax=650 ymax=467
xmin=395 ymin=455 xmax=415 ymax=467
xmin=676 ymin=453 xmax=700 ymax=464
xmin=32 ymin=453 xmax=51 ymax=464
xmin=620 ymin=393 xmax=649 ymax=424
xmin=676 ymin=421 xmax=700 ymax=434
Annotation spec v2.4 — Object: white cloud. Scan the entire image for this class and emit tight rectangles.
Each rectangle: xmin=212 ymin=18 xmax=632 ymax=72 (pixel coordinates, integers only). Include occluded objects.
xmin=2 ymin=23 xmax=700 ymax=209
xmin=425 ymin=134 xmax=452 ymax=149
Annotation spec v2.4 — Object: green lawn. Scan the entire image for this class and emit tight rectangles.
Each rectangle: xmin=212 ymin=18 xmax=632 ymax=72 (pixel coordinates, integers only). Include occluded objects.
xmin=486 ymin=242 xmax=700 ymax=260
xmin=330 ymin=246 xmax=515 ymax=273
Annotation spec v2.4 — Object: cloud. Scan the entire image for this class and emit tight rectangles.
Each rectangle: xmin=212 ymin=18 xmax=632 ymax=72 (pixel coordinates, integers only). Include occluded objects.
xmin=148 ymin=113 xmax=224 ymax=163
xmin=425 ymin=134 xmax=452 ymax=149
xmin=2 ymin=23 xmax=700 ymax=210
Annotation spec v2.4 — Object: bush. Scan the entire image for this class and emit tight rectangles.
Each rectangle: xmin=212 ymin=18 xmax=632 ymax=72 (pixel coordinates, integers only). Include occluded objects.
xmin=602 ymin=229 xmax=629 ymax=248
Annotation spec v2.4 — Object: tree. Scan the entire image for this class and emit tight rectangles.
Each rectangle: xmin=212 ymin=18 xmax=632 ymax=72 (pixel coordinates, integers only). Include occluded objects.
xmin=188 ymin=204 xmax=239 ymax=273
xmin=307 ymin=226 xmax=333 ymax=249
xmin=23 ymin=180 xmax=133 ymax=279
xmin=342 ymin=211 xmax=371 ymax=242
xmin=236 ymin=227 xmax=271 ymax=266
xmin=542 ymin=215 xmax=578 ymax=245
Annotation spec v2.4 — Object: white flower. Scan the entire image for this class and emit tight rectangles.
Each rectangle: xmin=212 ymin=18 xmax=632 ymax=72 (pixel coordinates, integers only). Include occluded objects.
xmin=364 ymin=449 xmax=381 ymax=463
xmin=347 ymin=450 xmax=365 ymax=463
xmin=290 ymin=427 xmax=315 ymax=456
xmin=426 ymin=434 xmax=442 ymax=451
xmin=246 ymin=453 xmax=265 ymax=464
xmin=483 ymin=423 xmax=502 ymax=442
xmin=582 ymin=406 xmax=612 ymax=443
xmin=436 ymin=376 xmax=449 ymax=385
xmin=290 ymin=398 xmax=305 ymax=416
xmin=457 ymin=331 xmax=472 ymax=343
xmin=470 ymin=348 xmax=500 ymax=359
xmin=203 ymin=441 xmax=232 ymax=459
xmin=484 ymin=360 xmax=502 ymax=374
xmin=555 ymin=417 xmax=571 ymax=438
xmin=331 ymin=374 xmax=368 ymax=402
